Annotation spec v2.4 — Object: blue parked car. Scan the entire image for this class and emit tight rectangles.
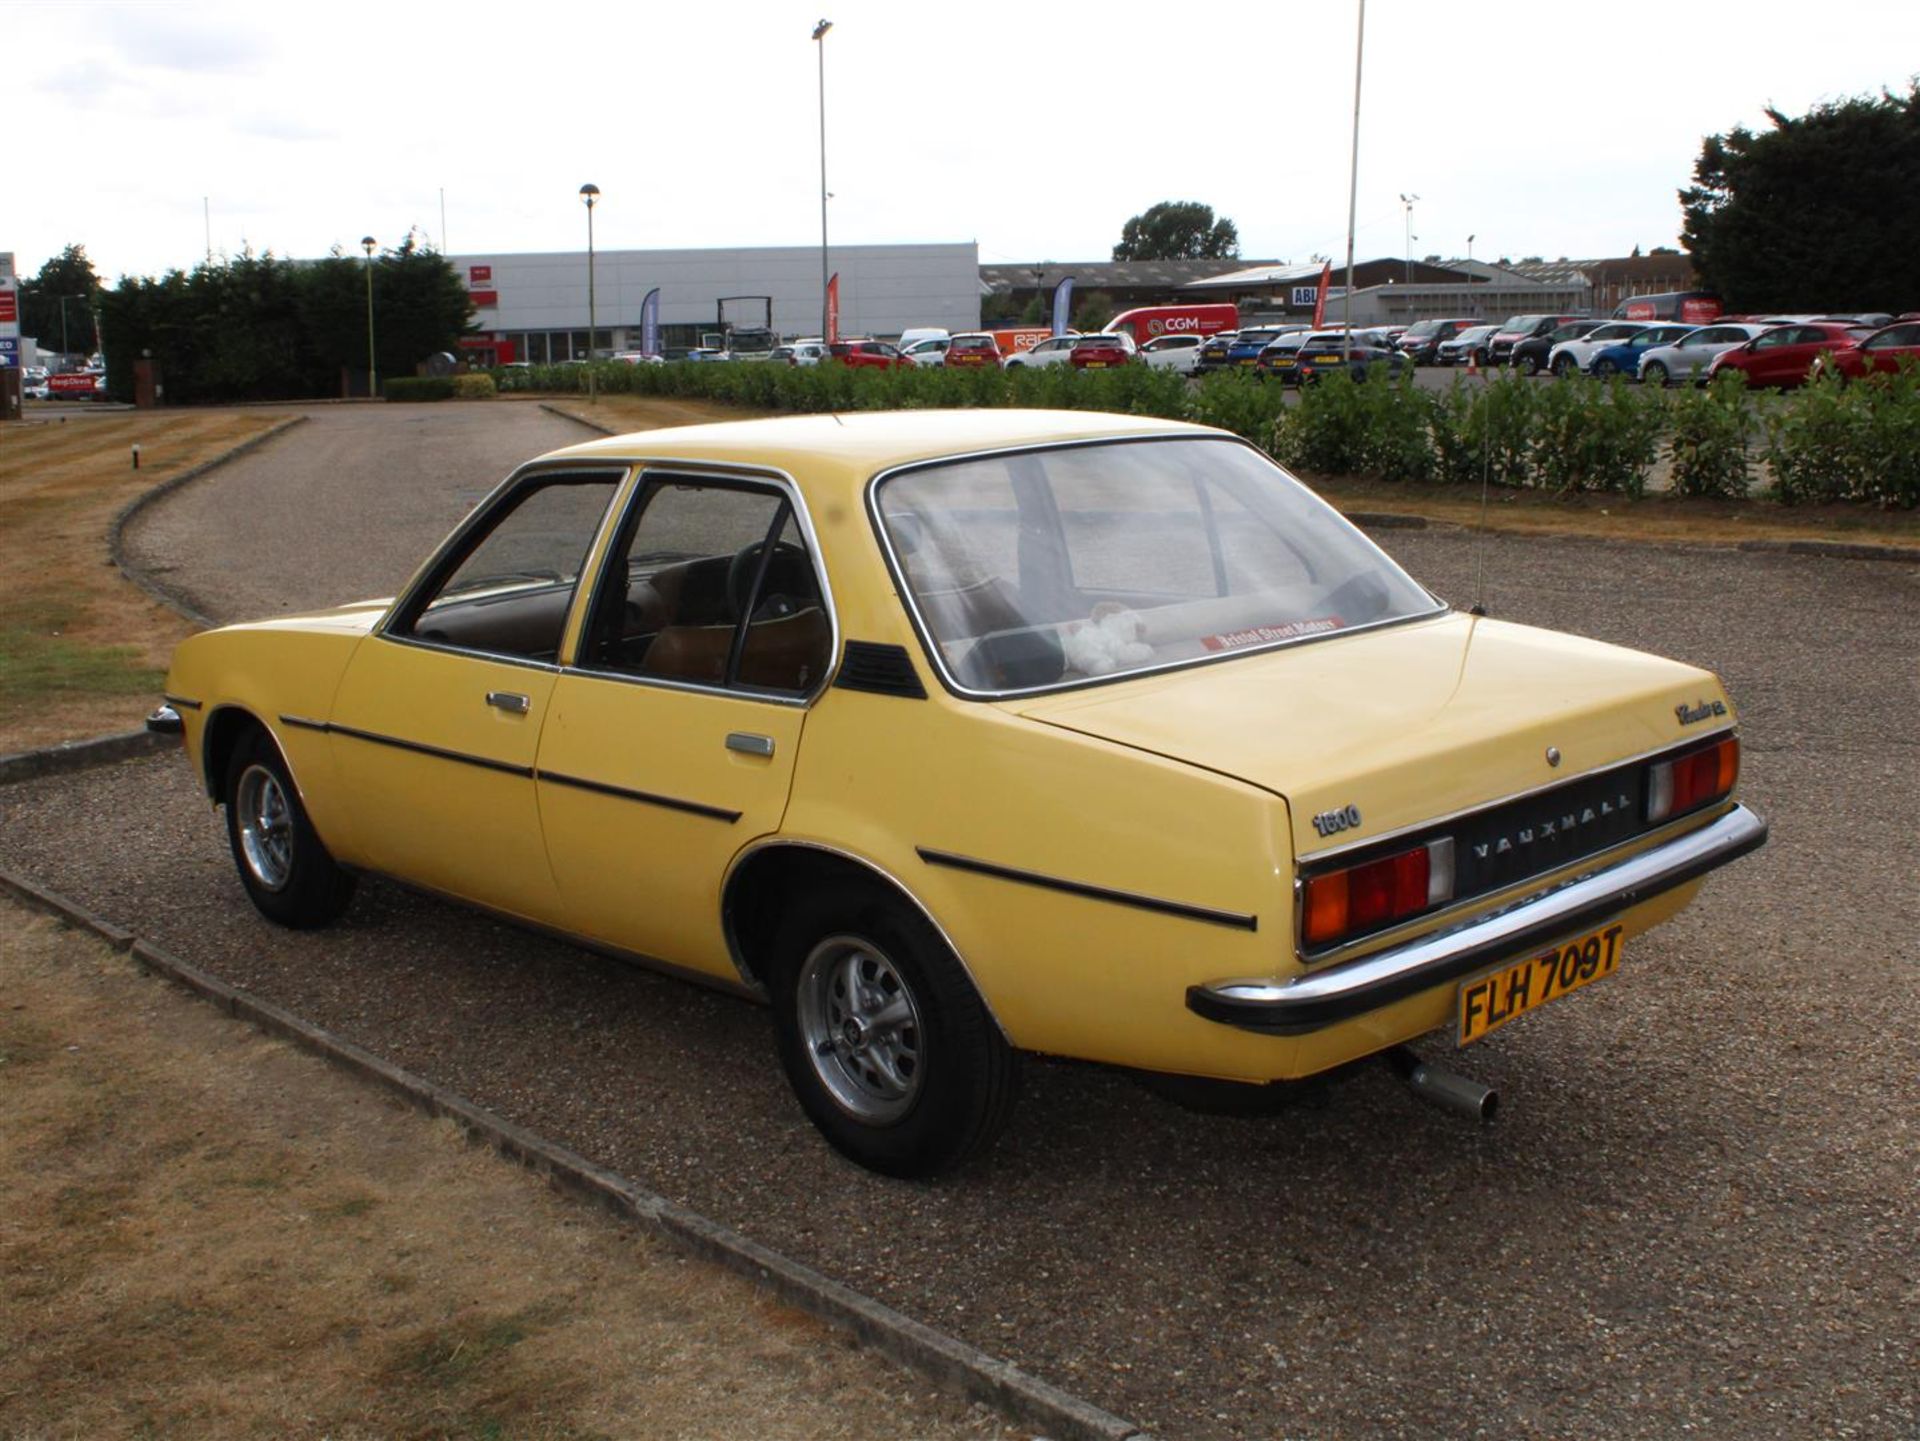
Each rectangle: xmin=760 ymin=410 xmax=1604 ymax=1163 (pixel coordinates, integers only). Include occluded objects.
xmin=1224 ymin=326 xmax=1306 ymax=374
xmin=1582 ymin=323 xmax=1695 ymax=379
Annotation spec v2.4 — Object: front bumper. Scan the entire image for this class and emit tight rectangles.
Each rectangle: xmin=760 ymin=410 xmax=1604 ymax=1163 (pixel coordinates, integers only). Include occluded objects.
xmin=1187 ymin=804 xmax=1767 ymax=1035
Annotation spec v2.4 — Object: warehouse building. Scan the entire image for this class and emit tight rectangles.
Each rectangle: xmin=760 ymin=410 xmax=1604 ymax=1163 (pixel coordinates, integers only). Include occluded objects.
xmin=451 ymin=242 xmax=979 ymax=363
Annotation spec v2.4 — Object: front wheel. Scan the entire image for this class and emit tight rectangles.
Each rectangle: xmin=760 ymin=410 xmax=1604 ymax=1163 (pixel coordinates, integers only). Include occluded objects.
xmin=1550 ymin=354 xmax=1577 ymax=379
xmin=771 ymin=890 xmax=1019 ymax=1178
xmin=1643 ymin=361 xmax=1669 ymax=386
xmin=1517 ymin=353 xmax=1542 ymax=377
xmin=223 ymin=727 xmax=356 ymax=928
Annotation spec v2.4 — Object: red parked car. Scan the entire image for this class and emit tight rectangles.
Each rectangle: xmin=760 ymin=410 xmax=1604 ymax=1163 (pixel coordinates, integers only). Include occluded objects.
xmin=944 ymin=332 xmax=1003 ymax=369
xmin=827 ymin=340 xmax=912 ymax=369
xmin=1706 ymin=322 xmax=1875 ymax=388
xmin=1068 ymin=332 xmax=1137 ymax=370
xmin=1813 ymin=320 xmax=1920 ymax=381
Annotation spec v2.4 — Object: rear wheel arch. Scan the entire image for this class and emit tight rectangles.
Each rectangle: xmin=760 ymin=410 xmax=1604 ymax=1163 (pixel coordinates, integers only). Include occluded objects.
xmin=723 ymin=843 xmax=1004 ymax=1028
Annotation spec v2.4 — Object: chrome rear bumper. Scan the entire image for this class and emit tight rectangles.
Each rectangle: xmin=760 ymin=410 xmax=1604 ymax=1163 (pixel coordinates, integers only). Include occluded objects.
xmin=1187 ymin=804 xmax=1767 ymax=1036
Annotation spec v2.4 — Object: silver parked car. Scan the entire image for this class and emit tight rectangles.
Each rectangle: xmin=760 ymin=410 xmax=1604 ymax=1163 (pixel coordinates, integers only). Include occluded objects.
xmin=1636 ymin=324 xmax=1776 ymax=386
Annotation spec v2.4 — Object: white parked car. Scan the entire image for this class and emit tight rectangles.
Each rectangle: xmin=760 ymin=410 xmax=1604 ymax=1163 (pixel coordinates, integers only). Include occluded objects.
xmin=902 ymin=337 xmax=950 ymax=368
xmin=770 ymin=340 xmax=829 ymax=367
xmin=1636 ymin=323 xmax=1776 ymax=386
xmin=1137 ymin=333 xmax=1206 ymax=374
xmin=1001 ymin=334 xmax=1081 ymax=370
xmin=1545 ymin=321 xmax=1654 ymax=378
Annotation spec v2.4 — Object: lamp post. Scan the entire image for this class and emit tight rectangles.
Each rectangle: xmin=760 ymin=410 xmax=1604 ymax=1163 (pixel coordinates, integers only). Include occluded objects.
xmin=1399 ymin=193 xmax=1419 ymax=286
xmin=360 ymin=237 xmax=377 ymax=397
xmin=1340 ymin=0 xmax=1366 ymax=360
xmin=812 ymin=18 xmax=832 ymax=343
xmin=1467 ymin=233 xmax=1476 ymax=285
xmin=579 ymin=183 xmax=600 ymax=400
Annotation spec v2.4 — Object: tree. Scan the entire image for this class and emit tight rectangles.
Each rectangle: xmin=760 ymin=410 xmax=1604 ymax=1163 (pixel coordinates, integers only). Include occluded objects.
xmin=1112 ymin=202 xmax=1239 ymax=261
xmin=1681 ymin=83 xmax=1920 ymax=312
xmin=19 ymin=244 xmax=102 ymax=357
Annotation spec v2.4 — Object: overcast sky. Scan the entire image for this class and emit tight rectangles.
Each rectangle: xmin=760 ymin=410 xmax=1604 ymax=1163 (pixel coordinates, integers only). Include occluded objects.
xmin=12 ymin=0 xmax=1918 ymax=283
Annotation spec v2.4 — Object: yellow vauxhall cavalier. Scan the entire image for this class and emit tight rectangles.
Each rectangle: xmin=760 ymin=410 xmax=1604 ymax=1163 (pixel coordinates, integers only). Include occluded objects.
xmin=153 ymin=410 xmax=1766 ymax=1176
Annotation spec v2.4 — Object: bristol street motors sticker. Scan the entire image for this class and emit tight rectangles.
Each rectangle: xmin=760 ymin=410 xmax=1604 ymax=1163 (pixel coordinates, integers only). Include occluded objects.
xmin=1200 ymin=616 xmax=1344 ymax=652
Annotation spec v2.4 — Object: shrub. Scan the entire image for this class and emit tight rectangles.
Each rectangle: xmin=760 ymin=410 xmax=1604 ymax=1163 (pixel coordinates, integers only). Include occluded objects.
xmin=1529 ymin=375 xmax=1665 ymax=496
xmin=1764 ymin=369 xmax=1861 ymax=504
xmin=1188 ymin=371 xmax=1287 ymax=450
xmin=1431 ymin=373 xmax=1537 ymax=488
xmin=451 ymin=373 xmax=497 ymax=400
xmin=381 ymin=376 xmax=455 ymax=402
xmin=1666 ymin=372 xmax=1754 ymax=498
xmin=1851 ymin=362 xmax=1920 ymax=509
xmin=1276 ymin=371 xmax=1436 ymax=481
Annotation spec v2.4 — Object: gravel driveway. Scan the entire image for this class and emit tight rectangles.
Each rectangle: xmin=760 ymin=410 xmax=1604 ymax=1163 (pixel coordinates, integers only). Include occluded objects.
xmin=12 ymin=404 xmax=1919 ymax=1439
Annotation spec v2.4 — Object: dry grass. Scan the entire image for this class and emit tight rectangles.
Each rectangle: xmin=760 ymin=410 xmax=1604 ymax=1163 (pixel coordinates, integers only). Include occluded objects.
xmin=0 ymin=906 xmax=1021 ymax=1441
xmin=0 ymin=411 xmax=283 ymax=752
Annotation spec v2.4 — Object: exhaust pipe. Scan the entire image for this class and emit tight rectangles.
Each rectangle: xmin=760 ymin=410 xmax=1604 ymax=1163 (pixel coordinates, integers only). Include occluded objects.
xmin=1386 ymin=1046 xmax=1499 ymax=1123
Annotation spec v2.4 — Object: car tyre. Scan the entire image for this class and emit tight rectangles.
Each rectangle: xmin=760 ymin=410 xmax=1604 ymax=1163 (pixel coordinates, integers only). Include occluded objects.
xmin=1591 ymin=357 xmax=1618 ymax=378
xmin=1550 ymin=354 xmax=1577 ymax=379
xmin=222 ymin=726 xmax=356 ymax=928
xmin=1517 ymin=353 xmax=1542 ymax=377
xmin=1643 ymin=361 xmax=1669 ymax=386
xmin=771 ymin=887 xmax=1019 ymax=1178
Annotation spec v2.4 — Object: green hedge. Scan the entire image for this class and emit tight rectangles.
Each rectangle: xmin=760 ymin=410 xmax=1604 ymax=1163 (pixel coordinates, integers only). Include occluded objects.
xmin=494 ymin=359 xmax=1920 ymax=508
xmin=382 ymin=376 xmax=456 ymax=402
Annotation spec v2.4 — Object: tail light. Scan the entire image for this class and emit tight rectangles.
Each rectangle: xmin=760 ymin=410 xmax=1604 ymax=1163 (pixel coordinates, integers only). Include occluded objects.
xmin=1647 ymin=734 xmax=1739 ymax=823
xmin=1303 ymin=837 xmax=1455 ymax=948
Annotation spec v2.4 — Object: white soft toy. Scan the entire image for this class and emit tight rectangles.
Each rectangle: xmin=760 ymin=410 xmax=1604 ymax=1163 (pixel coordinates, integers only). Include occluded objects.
xmin=1062 ymin=603 xmax=1153 ymax=676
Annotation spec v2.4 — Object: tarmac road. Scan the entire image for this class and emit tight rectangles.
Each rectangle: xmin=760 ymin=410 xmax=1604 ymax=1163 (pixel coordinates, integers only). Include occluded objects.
xmin=11 ymin=402 xmax=1919 ymax=1440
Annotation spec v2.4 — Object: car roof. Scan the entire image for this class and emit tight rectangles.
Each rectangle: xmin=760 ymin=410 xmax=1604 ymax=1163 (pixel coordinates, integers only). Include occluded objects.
xmin=543 ymin=410 xmax=1215 ymax=500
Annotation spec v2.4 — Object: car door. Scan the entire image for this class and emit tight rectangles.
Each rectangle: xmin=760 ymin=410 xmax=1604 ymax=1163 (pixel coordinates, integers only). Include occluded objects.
xmin=1747 ymin=326 xmax=1817 ymax=385
xmin=534 ymin=470 xmax=834 ymax=980
xmin=325 ymin=467 xmax=626 ymax=921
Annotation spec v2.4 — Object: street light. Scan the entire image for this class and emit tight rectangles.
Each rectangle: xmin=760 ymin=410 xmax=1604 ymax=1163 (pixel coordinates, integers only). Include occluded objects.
xmin=360 ymin=237 xmax=377 ymax=397
xmin=580 ymin=183 xmax=600 ymax=400
xmin=812 ymin=19 xmax=832 ymax=343
xmin=55 ymin=294 xmax=88 ymax=357
xmin=1467 ymin=233 xmax=1476 ymax=284
xmin=1399 ymin=193 xmax=1419 ymax=286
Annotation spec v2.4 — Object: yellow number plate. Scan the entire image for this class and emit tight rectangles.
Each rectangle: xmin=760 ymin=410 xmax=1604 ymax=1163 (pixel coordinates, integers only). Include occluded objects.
xmin=1085 ymin=360 xmax=1107 ymax=368
xmin=1458 ymin=922 xmax=1625 ymax=1045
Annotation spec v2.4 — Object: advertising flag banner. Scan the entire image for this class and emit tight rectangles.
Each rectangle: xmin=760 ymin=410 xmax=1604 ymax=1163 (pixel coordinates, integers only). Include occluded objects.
xmin=1312 ymin=260 xmax=1333 ymax=328
xmin=638 ymin=287 xmax=661 ymax=356
xmin=826 ymin=273 xmax=840 ymax=344
xmin=1051 ymin=277 xmax=1074 ymax=337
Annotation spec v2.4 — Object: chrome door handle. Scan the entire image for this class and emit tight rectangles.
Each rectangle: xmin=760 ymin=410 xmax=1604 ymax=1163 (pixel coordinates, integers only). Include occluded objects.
xmin=725 ymin=732 xmax=775 ymax=757
xmin=485 ymin=691 xmax=530 ymax=714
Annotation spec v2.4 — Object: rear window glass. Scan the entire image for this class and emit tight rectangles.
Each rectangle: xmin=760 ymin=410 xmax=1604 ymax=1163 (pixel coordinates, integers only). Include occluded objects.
xmin=875 ymin=438 xmax=1439 ymax=696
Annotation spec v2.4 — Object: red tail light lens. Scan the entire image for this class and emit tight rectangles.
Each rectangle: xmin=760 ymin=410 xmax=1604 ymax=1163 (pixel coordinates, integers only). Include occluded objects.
xmin=1648 ymin=735 xmax=1740 ymax=823
xmin=1303 ymin=838 xmax=1455 ymax=948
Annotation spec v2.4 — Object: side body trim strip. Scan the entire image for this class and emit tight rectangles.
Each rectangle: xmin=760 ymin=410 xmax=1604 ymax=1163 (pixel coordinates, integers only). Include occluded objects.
xmin=916 ymin=847 xmax=1258 ymax=932
xmin=536 ymin=768 xmax=741 ymax=823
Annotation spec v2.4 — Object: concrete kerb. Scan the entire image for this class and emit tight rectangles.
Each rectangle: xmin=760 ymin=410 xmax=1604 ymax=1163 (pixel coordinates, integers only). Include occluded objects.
xmin=0 ymin=727 xmax=174 ymax=787
xmin=108 ymin=413 xmax=311 ymax=629
xmin=0 ymin=860 xmax=1149 ymax=1441
xmin=538 ymin=401 xmax=616 ymax=436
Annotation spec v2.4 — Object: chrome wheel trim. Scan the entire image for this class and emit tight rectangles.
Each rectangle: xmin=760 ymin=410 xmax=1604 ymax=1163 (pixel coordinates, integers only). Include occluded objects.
xmin=796 ymin=934 xmax=924 ymax=1124
xmin=235 ymin=763 xmax=295 ymax=892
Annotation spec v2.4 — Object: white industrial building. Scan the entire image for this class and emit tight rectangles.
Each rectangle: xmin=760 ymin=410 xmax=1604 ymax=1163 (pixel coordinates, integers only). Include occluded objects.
xmin=449 ymin=242 xmax=979 ymax=363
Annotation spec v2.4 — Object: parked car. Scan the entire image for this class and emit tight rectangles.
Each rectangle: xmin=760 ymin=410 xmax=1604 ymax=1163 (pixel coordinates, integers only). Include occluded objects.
xmin=612 ymin=351 xmax=665 ymax=366
xmin=828 ymin=340 xmax=913 ymax=369
xmin=1546 ymin=322 xmax=1654 ymax=378
xmin=1254 ymin=331 xmax=1315 ymax=382
xmin=1000 ymin=334 xmax=1080 ymax=370
xmin=149 ymin=409 xmax=1766 ymax=1176
xmin=1509 ymin=319 xmax=1605 ymax=376
xmin=1138 ymin=333 xmax=1206 ymax=374
xmin=1487 ymin=315 xmax=1582 ymax=366
xmin=683 ymin=348 xmax=731 ymax=363
xmin=902 ymin=337 xmax=950 ymax=368
xmin=1582 ymin=324 xmax=1696 ymax=380
xmin=1636 ymin=324 xmax=1775 ymax=386
xmin=896 ymin=327 xmax=951 ymax=354
xmin=1706 ymin=322 xmax=1875 ymax=389
xmin=1225 ymin=327 xmax=1300 ymax=373
xmin=1812 ymin=320 xmax=1920 ymax=381
xmin=1395 ymin=318 xmax=1483 ymax=366
xmin=1193 ymin=331 xmax=1239 ymax=376
xmin=1296 ymin=337 xmax=1408 ymax=384
xmin=1069 ymin=332 xmax=1138 ymax=369
xmin=772 ymin=340 xmax=829 ymax=367
xmin=943 ymin=333 xmax=1004 ymax=370
xmin=1437 ymin=325 xmax=1499 ymax=367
